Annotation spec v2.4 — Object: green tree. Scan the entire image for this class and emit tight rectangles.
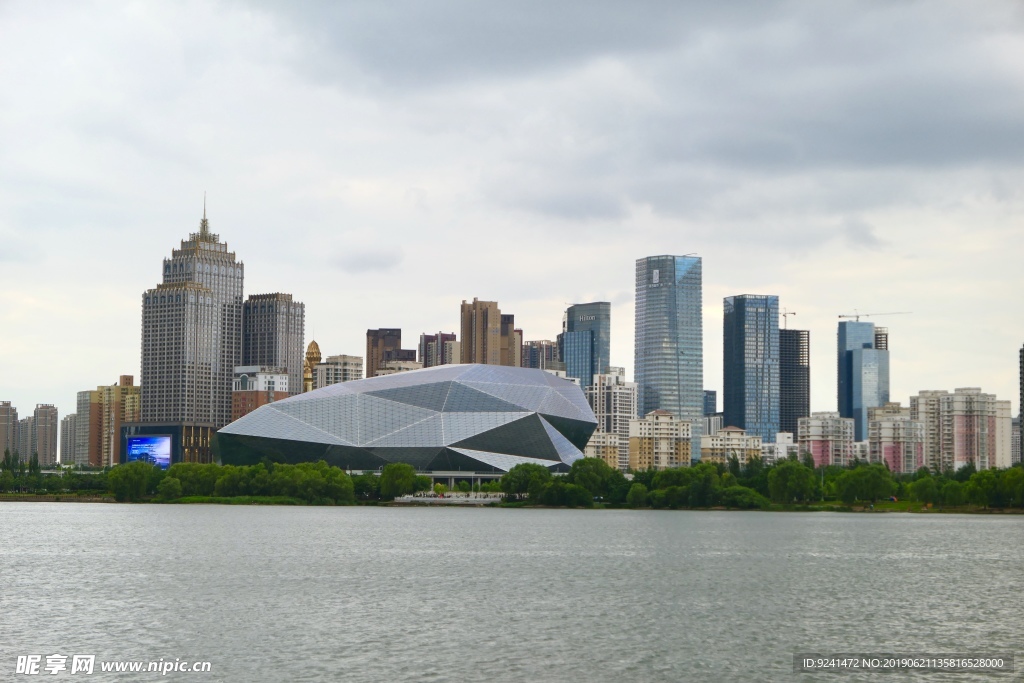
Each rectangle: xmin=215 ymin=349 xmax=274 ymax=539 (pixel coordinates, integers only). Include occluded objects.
xmin=768 ymin=459 xmax=815 ymax=503
xmin=719 ymin=485 xmax=770 ymax=510
xmin=941 ymin=480 xmax=965 ymax=506
xmin=909 ymin=476 xmax=938 ymax=504
xmin=500 ymin=463 xmax=552 ymax=500
xmin=157 ymin=476 xmax=183 ymax=501
xmin=566 ymin=457 xmax=616 ymax=498
xmin=687 ymin=463 xmax=720 ymax=507
xmin=107 ymin=462 xmax=153 ymax=502
xmin=433 ymin=483 xmax=448 ymax=495
xmin=999 ymin=467 xmax=1024 ymax=508
xmin=626 ymin=483 xmax=648 ymax=508
xmin=379 ymin=462 xmax=417 ymax=500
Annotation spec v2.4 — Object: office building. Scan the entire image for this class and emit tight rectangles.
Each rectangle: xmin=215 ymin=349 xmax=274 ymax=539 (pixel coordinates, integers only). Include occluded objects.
xmin=0 ymin=401 xmax=17 ymax=456
xmin=628 ymin=410 xmax=692 ymax=471
xmin=779 ymin=328 xmax=810 ymax=435
xmin=219 ymin=365 xmax=596 ymax=473
xmin=761 ymin=433 xmax=799 ymax=466
xmin=137 ymin=209 xmax=242 ymax=462
xmin=558 ymin=302 xmax=610 ymax=387
xmin=242 ymin=293 xmax=305 ymax=394
xmin=700 ymin=426 xmax=762 ymax=466
xmin=703 ymin=390 xmax=717 ymax=416
xmin=314 ymin=354 xmax=364 ymax=389
xmin=910 ymin=388 xmax=1012 ymax=471
xmin=522 ymin=340 xmax=562 ymax=371
xmin=723 ymin=294 xmax=779 ymax=442
xmin=419 ymin=332 xmax=460 ymax=369
xmin=584 ymin=372 xmax=638 ymax=471
xmin=231 ymin=366 xmax=291 ymax=421
xmin=1012 ymin=417 xmax=1021 ymax=465
xmin=635 ymin=255 xmax=703 ymax=453
xmin=798 ymin=412 xmax=855 ymax=468
xmin=366 ymin=329 xmax=416 ymax=379
xmin=837 ymin=321 xmax=889 ymax=441
xmin=460 ymin=298 xmax=521 ymax=367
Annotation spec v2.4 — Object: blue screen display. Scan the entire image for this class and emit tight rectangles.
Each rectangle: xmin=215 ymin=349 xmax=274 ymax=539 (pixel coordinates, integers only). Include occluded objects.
xmin=126 ymin=435 xmax=172 ymax=469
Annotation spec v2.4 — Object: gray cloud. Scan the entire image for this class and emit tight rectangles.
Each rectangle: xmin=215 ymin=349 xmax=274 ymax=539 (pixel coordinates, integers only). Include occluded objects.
xmin=331 ymin=246 xmax=405 ymax=273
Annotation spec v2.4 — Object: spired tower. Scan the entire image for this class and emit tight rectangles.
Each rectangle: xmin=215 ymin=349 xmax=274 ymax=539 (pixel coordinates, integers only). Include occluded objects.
xmin=303 ymin=340 xmax=322 ymax=392
xmin=140 ymin=206 xmax=244 ymax=432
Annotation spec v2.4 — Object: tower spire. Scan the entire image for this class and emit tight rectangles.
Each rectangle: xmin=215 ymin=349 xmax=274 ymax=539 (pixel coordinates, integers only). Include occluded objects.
xmin=199 ymin=192 xmax=210 ymax=239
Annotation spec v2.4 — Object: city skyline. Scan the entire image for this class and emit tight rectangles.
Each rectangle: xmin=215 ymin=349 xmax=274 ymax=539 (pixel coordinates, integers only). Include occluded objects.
xmin=2 ymin=2 xmax=1023 ymax=423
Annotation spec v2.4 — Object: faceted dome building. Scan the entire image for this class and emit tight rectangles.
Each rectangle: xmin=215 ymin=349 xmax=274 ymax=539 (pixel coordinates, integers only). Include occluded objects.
xmin=217 ymin=364 xmax=597 ymax=473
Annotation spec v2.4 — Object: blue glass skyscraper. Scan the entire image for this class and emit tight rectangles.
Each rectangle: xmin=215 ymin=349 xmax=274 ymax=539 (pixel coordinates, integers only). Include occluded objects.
xmin=837 ymin=321 xmax=890 ymax=441
xmin=723 ymin=294 xmax=780 ymax=442
xmin=635 ymin=255 xmax=703 ymax=455
xmin=558 ymin=302 xmax=611 ymax=388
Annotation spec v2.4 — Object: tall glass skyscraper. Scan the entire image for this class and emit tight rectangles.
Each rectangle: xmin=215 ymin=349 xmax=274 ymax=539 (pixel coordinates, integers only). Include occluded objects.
xmin=723 ymin=294 xmax=779 ymax=442
xmin=837 ymin=321 xmax=889 ymax=441
xmin=558 ymin=302 xmax=610 ymax=388
xmin=779 ymin=328 xmax=810 ymax=435
xmin=635 ymin=255 xmax=703 ymax=455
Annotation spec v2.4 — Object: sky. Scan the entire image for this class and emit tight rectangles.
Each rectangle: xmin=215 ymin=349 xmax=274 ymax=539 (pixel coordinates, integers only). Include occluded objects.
xmin=1 ymin=0 xmax=1023 ymax=424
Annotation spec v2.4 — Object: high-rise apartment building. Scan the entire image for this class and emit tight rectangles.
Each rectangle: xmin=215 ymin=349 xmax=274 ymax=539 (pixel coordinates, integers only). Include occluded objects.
xmin=18 ymin=416 xmax=35 ymax=460
xmin=366 ymin=329 xmax=416 ymax=378
xmin=0 ymin=401 xmax=17 ymax=456
xmin=60 ymin=413 xmax=77 ymax=465
xmin=79 ymin=377 xmax=142 ymax=467
xmin=33 ymin=404 xmax=59 ymax=466
xmin=139 ymin=210 xmax=243 ymax=453
xmin=1012 ymin=417 xmax=1021 ymax=465
xmin=798 ymin=412 xmax=855 ymax=468
xmin=584 ymin=372 xmax=638 ymax=471
xmin=460 ymin=298 xmax=521 ymax=367
xmin=584 ymin=431 xmax=620 ymax=471
xmin=314 ymin=355 xmax=364 ymax=389
xmin=418 ymin=332 xmax=460 ymax=369
xmin=867 ymin=402 xmax=924 ymax=474
xmin=635 ymin=255 xmax=703 ymax=454
xmin=761 ymin=432 xmax=800 ymax=466
xmin=837 ymin=321 xmax=889 ymax=441
xmin=779 ymin=328 xmax=810 ymax=435
xmin=910 ymin=388 xmax=1012 ymax=471
xmin=700 ymin=426 xmax=763 ymax=466
xmin=242 ymin=293 xmax=304 ymax=394
xmin=723 ymin=294 xmax=779 ymax=442
xmin=558 ymin=302 xmax=610 ymax=388
xmin=628 ymin=410 xmax=692 ymax=471
xmin=703 ymin=390 xmax=717 ymax=416
xmin=522 ymin=340 xmax=562 ymax=370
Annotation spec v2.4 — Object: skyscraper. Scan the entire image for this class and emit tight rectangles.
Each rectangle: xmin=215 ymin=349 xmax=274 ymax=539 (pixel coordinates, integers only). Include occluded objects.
xmin=779 ymin=328 xmax=810 ymax=435
xmin=522 ymin=340 xmax=561 ymax=370
xmin=723 ymin=294 xmax=779 ymax=442
xmin=418 ymin=332 xmax=459 ymax=368
xmin=703 ymin=390 xmax=717 ymax=416
xmin=242 ymin=293 xmax=305 ymax=393
xmin=635 ymin=255 xmax=703 ymax=453
xmin=1019 ymin=344 xmax=1023 ymax=422
xmin=134 ymin=208 xmax=242 ymax=463
xmin=0 ymin=401 xmax=17 ymax=456
xmin=460 ymin=298 xmax=520 ymax=366
xmin=837 ymin=321 xmax=889 ymax=441
xmin=60 ymin=413 xmax=77 ymax=465
xmin=558 ymin=302 xmax=611 ymax=388
xmin=33 ymin=404 xmax=59 ymax=466
xmin=366 ymin=329 xmax=416 ymax=378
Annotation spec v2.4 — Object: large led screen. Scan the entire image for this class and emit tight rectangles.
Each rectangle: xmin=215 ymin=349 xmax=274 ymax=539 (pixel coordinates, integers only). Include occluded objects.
xmin=126 ymin=435 xmax=172 ymax=469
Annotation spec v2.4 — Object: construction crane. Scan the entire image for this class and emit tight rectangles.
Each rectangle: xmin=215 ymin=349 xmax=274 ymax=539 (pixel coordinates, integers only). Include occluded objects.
xmin=781 ymin=308 xmax=796 ymax=329
xmin=838 ymin=310 xmax=912 ymax=322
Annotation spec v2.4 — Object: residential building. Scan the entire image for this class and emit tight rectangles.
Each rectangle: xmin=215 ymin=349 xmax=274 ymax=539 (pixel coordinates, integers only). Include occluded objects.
xmin=231 ymin=366 xmax=291 ymax=421
xmin=18 ymin=416 xmax=34 ymax=460
xmin=703 ymin=390 xmax=717 ymax=416
xmin=868 ymin=403 xmax=924 ymax=474
xmin=761 ymin=432 xmax=799 ymax=466
xmin=779 ymin=328 xmax=810 ymax=435
xmin=584 ymin=430 xmax=620 ymax=471
xmin=0 ymin=401 xmax=17 ymax=456
xmin=558 ymin=302 xmax=611 ymax=387
xmin=79 ymin=377 xmax=143 ymax=468
xmin=522 ymin=340 xmax=563 ymax=371
xmin=242 ymin=293 xmax=305 ymax=394
xmin=314 ymin=354 xmax=364 ymax=389
xmin=700 ymin=425 xmax=762 ymax=465
xmin=798 ymin=412 xmax=855 ymax=468
xmin=837 ymin=321 xmax=889 ymax=441
xmin=60 ymin=413 xmax=77 ymax=465
xmin=723 ymin=294 xmax=779 ymax=442
xmin=366 ymin=329 xmax=416 ymax=378
xmin=852 ymin=441 xmax=870 ymax=463
xmin=418 ymin=332 xmax=460 ymax=369
xmin=140 ymin=208 xmax=242 ymax=432
xmin=635 ymin=255 xmax=703 ymax=454
xmin=377 ymin=360 xmax=424 ymax=376
xmin=460 ymin=298 xmax=521 ymax=367
xmin=32 ymin=404 xmax=59 ymax=466
xmin=910 ymin=388 xmax=1012 ymax=471
xmin=1012 ymin=417 xmax=1020 ymax=465
xmin=628 ymin=410 xmax=692 ymax=471
xmin=703 ymin=414 xmax=723 ymax=437
xmin=584 ymin=372 xmax=638 ymax=471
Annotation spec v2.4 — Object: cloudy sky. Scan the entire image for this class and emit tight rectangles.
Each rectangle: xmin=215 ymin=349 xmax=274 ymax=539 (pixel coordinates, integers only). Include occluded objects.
xmin=2 ymin=0 xmax=1023 ymax=423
